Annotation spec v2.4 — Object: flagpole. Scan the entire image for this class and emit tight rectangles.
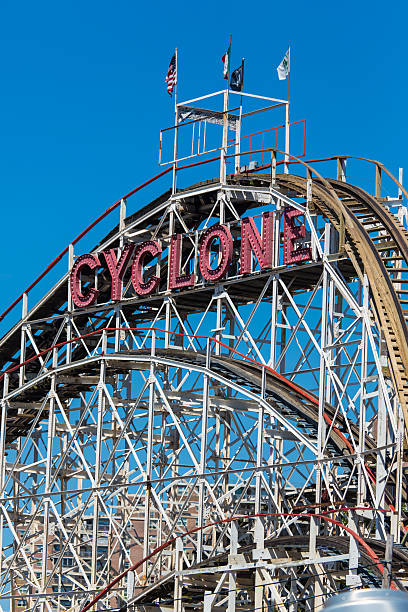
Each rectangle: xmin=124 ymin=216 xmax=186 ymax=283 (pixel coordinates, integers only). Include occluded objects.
xmin=221 ymin=36 xmax=231 ymax=187
xmin=172 ymin=48 xmax=178 ymax=194
xmin=284 ymin=46 xmax=290 ymax=174
xmin=287 ymin=46 xmax=290 ymax=108
xmin=174 ymin=47 xmax=178 ymax=116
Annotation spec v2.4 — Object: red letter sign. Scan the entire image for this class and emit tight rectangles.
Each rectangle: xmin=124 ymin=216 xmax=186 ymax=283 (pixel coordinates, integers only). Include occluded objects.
xmin=70 ymin=254 xmax=100 ymax=308
xmin=240 ymin=212 xmax=274 ymax=274
xmin=283 ymin=207 xmax=312 ymax=264
xmin=132 ymin=241 xmax=162 ymax=296
xmin=199 ymin=225 xmax=233 ymax=282
xmin=103 ymin=244 xmax=135 ymax=301
xmin=168 ymin=234 xmax=195 ymax=289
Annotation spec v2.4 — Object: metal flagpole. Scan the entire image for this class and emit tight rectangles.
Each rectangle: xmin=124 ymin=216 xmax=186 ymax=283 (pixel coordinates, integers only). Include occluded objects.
xmin=172 ymin=48 xmax=179 ymax=194
xmin=284 ymin=46 xmax=290 ymax=174
xmin=174 ymin=48 xmax=178 ymax=115
xmin=221 ymin=37 xmax=231 ymax=184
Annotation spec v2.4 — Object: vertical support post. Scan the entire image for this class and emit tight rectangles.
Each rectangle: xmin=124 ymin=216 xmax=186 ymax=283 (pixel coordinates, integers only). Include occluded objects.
xmin=165 ymin=208 xmax=175 ymax=349
xmin=66 ymin=244 xmax=74 ymax=364
xmin=269 ymin=203 xmax=281 ymax=368
xmin=115 ymin=203 xmax=126 ymax=352
xmin=382 ymin=534 xmax=393 ymax=588
xmin=358 ymin=276 xmax=369 ymax=507
xmin=311 ymin=237 xmax=330 ymax=612
xmin=114 ymin=304 xmax=121 ymax=353
xmin=214 ymin=194 xmax=225 ymax=360
xmin=219 ymin=191 xmax=225 ymax=225
xmin=347 ymin=513 xmax=361 ymax=589
xmin=227 ymin=522 xmax=238 ymax=612
xmin=255 ymin=368 xmax=266 ymax=612
xmin=215 ymin=289 xmax=223 ymax=357
xmin=288 ymin=570 xmax=297 ymax=612
xmin=394 ymin=405 xmax=404 ymax=543
xmin=234 ymin=97 xmax=243 ymax=174
xmin=376 ymin=332 xmax=387 ymax=540
xmin=254 ymin=566 xmax=265 ymax=612
xmin=19 ymin=293 xmax=28 ymax=386
xmin=375 ymin=164 xmax=382 ymax=198
xmin=310 ymin=224 xmax=330 ymax=556
xmin=220 ymin=89 xmax=229 ymax=184
xmin=119 ymin=198 xmax=127 ymax=247
xmin=143 ymin=330 xmax=156 ymax=574
xmin=0 ymin=375 xmax=9 ymax=585
xmin=254 ymin=369 xmax=266 ymax=612
xmin=398 ymin=168 xmax=403 ymax=199
xmin=91 ymin=331 xmax=106 ymax=590
xmin=271 ymin=150 xmax=277 ymax=187
xmin=173 ymin=538 xmax=183 ymax=612
xmin=269 ymin=274 xmax=278 ymax=369
xmin=336 ymin=158 xmax=347 ymax=182
xmin=126 ymin=570 xmax=135 ymax=603
xmin=197 ymin=338 xmax=210 ymax=563
xmin=255 ymin=368 xmax=266 ymax=519
xmin=41 ymin=349 xmax=57 ymax=612
xmin=325 ymin=279 xmax=337 ymax=407
xmin=284 ymin=101 xmax=290 ymax=174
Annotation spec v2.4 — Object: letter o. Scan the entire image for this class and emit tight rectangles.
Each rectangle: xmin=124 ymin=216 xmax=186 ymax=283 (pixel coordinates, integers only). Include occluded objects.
xmin=199 ymin=225 xmax=233 ymax=282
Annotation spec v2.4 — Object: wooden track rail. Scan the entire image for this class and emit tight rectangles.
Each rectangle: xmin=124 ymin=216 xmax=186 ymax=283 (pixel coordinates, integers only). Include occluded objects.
xmin=274 ymin=174 xmax=408 ymax=440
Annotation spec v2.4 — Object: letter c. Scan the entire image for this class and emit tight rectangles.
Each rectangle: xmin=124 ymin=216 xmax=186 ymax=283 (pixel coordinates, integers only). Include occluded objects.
xmin=70 ymin=254 xmax=100 ymax=307
xmin=131 ymin=241 xmax=162 ymax=295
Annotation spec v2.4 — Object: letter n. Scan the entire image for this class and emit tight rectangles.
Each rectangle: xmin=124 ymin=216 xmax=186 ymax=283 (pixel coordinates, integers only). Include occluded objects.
xmin=240 ymin=212 xmax=274 ymax=274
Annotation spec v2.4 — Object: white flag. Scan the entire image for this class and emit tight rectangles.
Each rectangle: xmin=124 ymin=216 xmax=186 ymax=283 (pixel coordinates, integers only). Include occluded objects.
xmin=277 ymin=47 xmax=290 ymax=80
xmin=222 ymin=43 xmax=231 ymax=80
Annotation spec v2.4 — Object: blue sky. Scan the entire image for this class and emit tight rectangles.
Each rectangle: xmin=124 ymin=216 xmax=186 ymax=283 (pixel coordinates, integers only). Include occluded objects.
xmin=0 ymin=0 xmax=406 ymax=325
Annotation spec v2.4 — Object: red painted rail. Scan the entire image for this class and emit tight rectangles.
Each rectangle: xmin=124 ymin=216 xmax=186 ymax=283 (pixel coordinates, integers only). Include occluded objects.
xmin=0 ymin=167 xmax=173 ymax=324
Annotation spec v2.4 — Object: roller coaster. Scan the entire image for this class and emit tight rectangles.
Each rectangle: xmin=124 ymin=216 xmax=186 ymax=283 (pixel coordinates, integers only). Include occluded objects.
xmin=0 ymin=89 xmax=407 ymax=612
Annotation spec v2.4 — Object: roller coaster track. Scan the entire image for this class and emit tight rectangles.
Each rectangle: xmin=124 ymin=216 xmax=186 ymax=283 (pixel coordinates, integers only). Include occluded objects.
xmin=0 ymin=344 xmax=355 ymax=457
xmin=85 ymin=512 xmax=408 ymax=611
xmin=275 ymin=172 xmax=408 ymax=437
xmin=1 ymin=168 xmax=408 ymax=459
xmin=131 ymin=533 xmax=408 ymax=606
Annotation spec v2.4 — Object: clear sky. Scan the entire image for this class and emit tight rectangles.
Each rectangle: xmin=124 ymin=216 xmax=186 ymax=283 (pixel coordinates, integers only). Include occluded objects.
xmin=0 ymin=0 xmax=406 ymax=325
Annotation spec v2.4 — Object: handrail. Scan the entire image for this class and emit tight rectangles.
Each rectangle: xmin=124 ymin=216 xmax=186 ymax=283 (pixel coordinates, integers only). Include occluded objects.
xmin=0 ymin=166 xmax=173 ymax=324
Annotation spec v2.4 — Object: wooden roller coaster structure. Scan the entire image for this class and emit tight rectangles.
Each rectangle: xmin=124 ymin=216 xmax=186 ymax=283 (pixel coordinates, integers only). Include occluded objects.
xmin=0 ymin=90 xmax=408 ymax=612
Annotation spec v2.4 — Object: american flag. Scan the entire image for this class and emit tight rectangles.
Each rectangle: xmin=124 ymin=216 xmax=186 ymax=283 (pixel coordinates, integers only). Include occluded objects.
xmin=165 ymin=53 xmax=177 ymax=96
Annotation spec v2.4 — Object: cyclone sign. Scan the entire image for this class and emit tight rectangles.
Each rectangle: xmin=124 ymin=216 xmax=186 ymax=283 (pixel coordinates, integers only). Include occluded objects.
xmin=70 ymin=208 xmax=311 ymax=309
